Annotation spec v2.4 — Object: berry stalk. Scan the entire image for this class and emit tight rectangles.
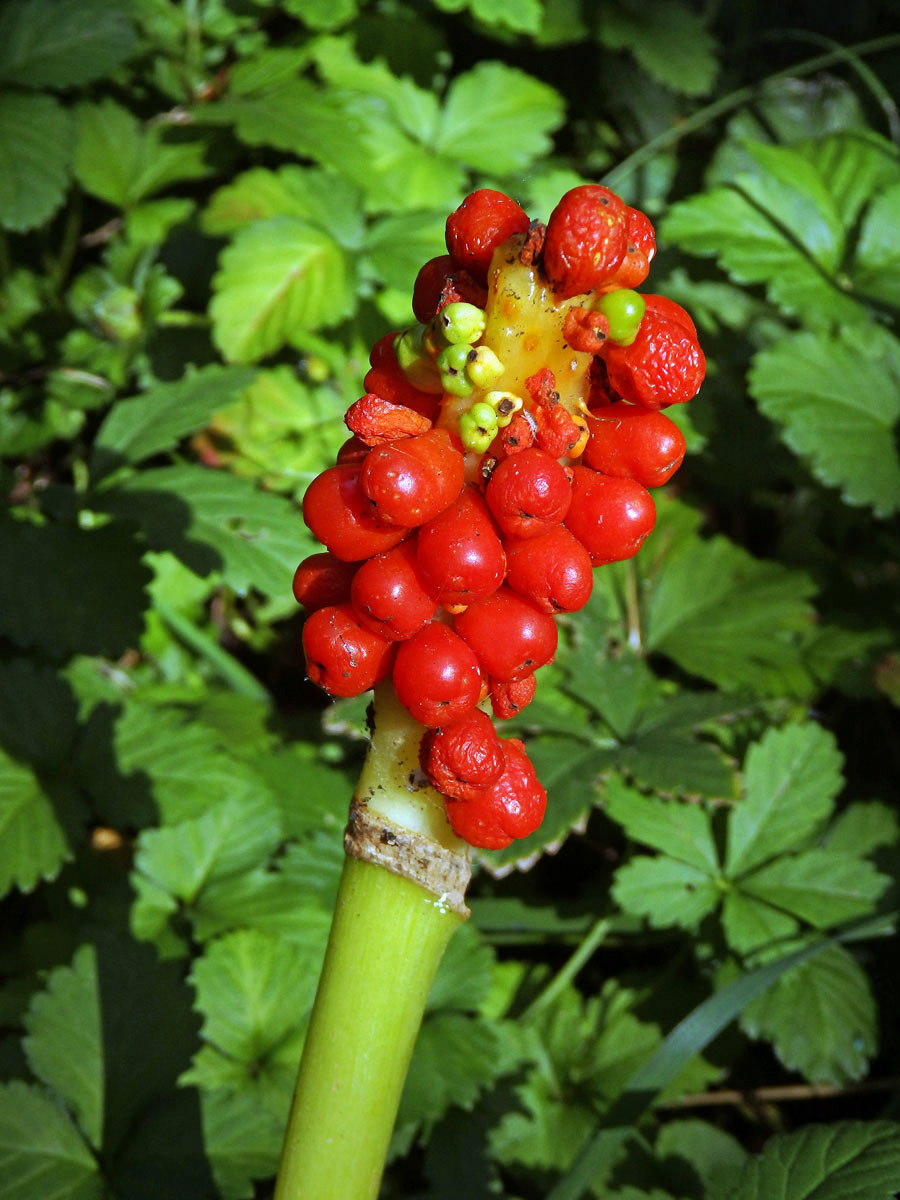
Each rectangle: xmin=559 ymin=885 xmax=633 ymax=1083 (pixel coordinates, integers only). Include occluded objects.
xmin=274 ymin=685 xmax=469 ymax=1200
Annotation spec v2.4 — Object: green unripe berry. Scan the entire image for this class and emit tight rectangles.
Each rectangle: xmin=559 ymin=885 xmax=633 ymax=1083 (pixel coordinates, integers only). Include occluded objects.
xmin=438 ymin=302 xmax=487 ymax=345
xmin=483 ymin=390 xmax=522 ymax=428
xmin=441 ymin=369 xmax=475 ymax=397
xmin=459 ymin=411 xmax=496 ymax=454
xmin=436 ymin=342 xmax=471 ymax=375
xmin=468 ymin=401 xmax=498 ymax=429
xmin=395 ymin=326 xmax=444 ymax=393
xmin=596 ymin=289 xmax=645 ymax=346
xmin=466 ymin=345 xmax=504 ymax=388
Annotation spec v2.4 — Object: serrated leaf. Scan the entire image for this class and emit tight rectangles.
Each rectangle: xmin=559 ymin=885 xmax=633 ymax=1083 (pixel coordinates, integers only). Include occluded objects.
xmin=92 ymin=366 xmax=255 ymax=479
xmin=0 ymin=92 xmax=71 ymax=232
xmin=95 ymin=464 xmax=313 ymax=605
xmin=797 ymin=130 xmax=900 ymax=230
xmin=0 ymin=1081 xmax=101 ymax=1200
xmin=721 ymin=890 xmax=799 ymax=956
xmin=0 ymin=0 xmax=135 ymax=88
xmin=726 ymin=723 xmax=844 ymax=877
xmin=426 ymin=922 xmax=496 ymax=1013
xmin=727 ymin=1120 xmax=900 ymax=1200
xmin=283 ymin=0 xmax=358 ymax=30
xmin=0 ymin=749 xmax=70 ymax=898
xmin=749 ymin=329 xmax=900 ymax=517
xmin=364 ymin=209 xmax=446 ymax=294
xmin=0 ymin=515 xmax=151 ymax=657
xmin=73 ymin=100 xmax=210 ymax=208
xmin=200 ymin=1088 xmax=284 ymax=1200
xmin=612 ymin=855 xmax=720 ymax=929
xmin=201 ymin=165 xmax=364 ymax=246
xmin=643 ymin=532 xmax=815 ymax=693
xmin=825 ymin=801 xmax=900 ymax=856
xmin=855 ymin=179 xmax=900 ymax=305
xmin=604 ymin=776 xmax=718 ymax=874
xmin=436 ymin=62 xmax=565 ymax=174
xmin=740 ymin=945 xmax=877 ymax=1085
xmin=210 ymin=217 xmax=355 ymax=363
xmin=740 ymin=849 xmax=888 ymax=927
xmin=597 ymin=1 xmax=718 ymax=96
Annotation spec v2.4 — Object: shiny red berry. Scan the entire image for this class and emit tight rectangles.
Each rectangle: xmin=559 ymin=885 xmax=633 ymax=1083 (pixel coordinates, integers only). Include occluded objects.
xmin=564 ymin=466 xmax=656 ymax=565
xmin=302 ymin=603 xmax=395 ymax=697
xmin=446 ymin=189 xmax=531 ymax=284
xmin=454 ymin=586 xmax=557 ymax=682
xmin=416 ymin=486 xmax=506 ymax=607
xmin=350 ymin=540 xmax=437 ymax=642
xmin=302 ymin=465 xmax=410 ymax=562
xmin=485 ymin=447 xmax=572 ymax=540
xmin=292 ymin=552 xmax=359 ymax=613
xmin=421 ymin=708 xmax=504 ymax=802
xmin=504 ymin=526 xmax=593 ymax=613
xmin=360 ymin=429 xmax=465 ymax=527
xmin=392 ymin=623 xmax=483 ymax=727
xmin=583 ymin=407 xmax=686 ymax=488
xmin=543 ymin=185 xmax=628 ymax=299
xmin=444 ymin=737 xmax=546 ymax=849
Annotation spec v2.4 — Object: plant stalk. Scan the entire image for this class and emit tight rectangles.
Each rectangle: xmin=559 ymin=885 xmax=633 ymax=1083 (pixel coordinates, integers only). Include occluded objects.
xmin=274 ymin=684 xmax=470 ymax=1200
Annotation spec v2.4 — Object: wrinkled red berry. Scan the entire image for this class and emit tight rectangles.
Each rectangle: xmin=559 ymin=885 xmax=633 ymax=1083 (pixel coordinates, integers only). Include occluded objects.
xmin=490 ymin=674 xmax=536 ymax=720
xmin=601 ymin=296 xmax=704 ymax=410
xmin=444 ymin=737 xmax=546 ymax=849
xmin=446 ymin=189 xmax=531 ymax=284
xmin=345 ymin=392 xmax=432 ymax=446
xmin=543 ymin=185 xmax=628 ymax=299
xmin=504 ymin=526 xmax=593 ymax=613
xmin=302 ymin=603 xmax=395 ymax=697
xmin=583 ymin=407 xmax=686 ymax=487
xmin=422 ymin=708 xmax=504 ymax=802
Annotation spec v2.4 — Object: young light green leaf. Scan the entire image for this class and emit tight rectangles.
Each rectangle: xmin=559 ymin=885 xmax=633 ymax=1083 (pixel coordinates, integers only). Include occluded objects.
xmin=749 ymin=329 xmax=900 ymax=517
xmin=92 ymin=366 xmax=255 ymax=479
xmin=210 ymin=217 xmax=355 ymax=362
xmin=729 ymin=715 xmax=849 ymax=878
xmin=73 ymin=100 xmax=210 ymax=209
xmin=603 ymin=776 xmax=719 ymax=874
xmin=95 ymin=463 xmax=314 ymax=606
xmin=739 ymin=849 xmax=889 ymax=927
xmin=0 ymin=1081 xmax=101 ymax=1200
xmin=740 ymin=944 xmax=877 ymax=1084
xmin=436 ymin=62 xmax=565 ymax=174
xmin=0 ymin=749 xmax=71 ymax=898
xmin=0 ymin=0 xmax=135 ymax=88
xmin=726 ymin=722 xmax=843 ymax=877
xmin=364 ymin=210 xmax=446 ymax=293
xmin=643 ymin=532 xmax=816 ymax=693
xmin=0 ymin=92 xmax=71 ymax=233
xmin=612 ymin=856 xmax=720 ymax=929
xmin=824 ymin=801 xmax=900 ymax=857
xmin=597 ymin=1 xmax=718 ymax=96
xmin=727 ymin=1120 xmax=900 ymax=1200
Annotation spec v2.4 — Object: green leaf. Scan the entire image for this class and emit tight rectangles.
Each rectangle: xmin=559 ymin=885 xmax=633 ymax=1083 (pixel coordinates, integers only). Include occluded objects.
xmin=748 ymin=329 xmax=900 ymax=518
xmin=825 ymin=801 xmax=900 ymax=857
xmin=612 ymin=855 xmax=720 ymax=929
xmin=0 ymin=92 xmax=72 ymax=233
xmin=0 ymin=1080 xmax=101 ymax=1200
xmin=726 ymin=723 xmax=844 ymax=878
xmin=200 ymin=1088 xmax=284 ymax=1200
xmin=283 ymin=0 xmax=358 ymax=30
xmin=202 ymin=165 xmax=364 ymax=247
xmin=0 ymin=749 xmax=70 ymax=898
xmin=22 ymin=944 xmax=103 ymax=1147
xmin=210 ymin=217 xmax=356 ymax=363
xmin=0 ymin=658 xmax=78 ymax=770
xmin=721 ymin=890 xmax=799 ymax=956
xmin=0 ymin=0 xmax=135 ymax=88
xmin=426 ymin=922 xmax=496 ymax=1014
xmin=855 ymin=179 xmax=900 ymax=305
xmin=643 ymin=531 xmax=816 ymax=693
xmin=92 ymin=366 xmax=256 ymax=479
xmin=604 ymin=776 xmax=718 ymax=874
xmin=436 ymin=62 xmax=565 ymax=174
xmin=740 ymin=945 xmax=877 ymax=1084
xmin=597 ymin=1 xmax=718 ymax=96
xmin=0 ymin=515 xmax=152 ymax=657
xmin=364 ymin=209 xmax=446 ymax=294
xmin=740 ymin=849 xmax=888 ymax=927
xmin=656 ymin=1119 xmax=748 ymax=1197
xmin=73 ymin=100 xmax=210 ymax=209
xmin=95 ymin=464 xmax=313 ymax=606
xmin=727 ymin=1120 xmax=900 ymax=1200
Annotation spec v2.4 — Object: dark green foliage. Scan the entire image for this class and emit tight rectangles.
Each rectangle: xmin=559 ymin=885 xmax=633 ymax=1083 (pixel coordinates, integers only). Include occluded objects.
xmin=1 ymin=2 xmax=899 ymax=1197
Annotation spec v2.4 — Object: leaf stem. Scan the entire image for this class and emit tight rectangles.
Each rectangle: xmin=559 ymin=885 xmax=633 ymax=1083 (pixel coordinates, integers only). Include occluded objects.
xmin=522 ymin=915 xmax=611 ymax=1021
xmin=155 ymin=599 xmax=270 ymax=701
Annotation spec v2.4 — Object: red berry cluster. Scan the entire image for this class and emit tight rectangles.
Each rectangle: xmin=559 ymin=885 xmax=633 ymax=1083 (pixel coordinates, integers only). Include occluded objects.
xmin=294 ymin=186 xmax=705 ymax=852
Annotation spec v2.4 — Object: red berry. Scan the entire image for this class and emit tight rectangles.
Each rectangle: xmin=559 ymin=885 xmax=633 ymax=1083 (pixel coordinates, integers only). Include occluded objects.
xmin=642 ymin=293 xmax=697 ymax=338
xmin=360 ymin=429 xmax=465 ymax=527
xmin=563 ymin=306 xmax=610 ymax=354
xmin=350 ymin=540 xmax=437 ymax=642
xmin=444 ymin=737 xmax=546 ymax=849
xmin=583 ymin=407 xmax=686 ymax=488
xmin=292 ymin=552 xmax=359 ymax=612
xmin=302 ymin=603 xmax=395 ymax=697
xmin=446 ymin=189 xmax=531 ymax=284
xmin=564 ymin=466 xmax=656 ymax=565
xmin=411 ymin=254 xmax=488 ymax=323
xmin=416 ymin=486 xmax=506 ymax=607
xmin=490 ymin=673 xmax=536 ymax=720
xmin=455 ymin=586 xmax=557 ymax=682
xmin=345 ymin=392 xmax=432 ymax=446
xmin=392 ymin=623 xmax=483 ymax=727
xmin=600 ymin=296 xmax=704 ymax=410
xmin=365 ymin=334 xmax=440 ymax=422
xmin=421 ymin=709 xmax=504 ymax=802
xmin=543 ymin=185 xmax=628 ymax=299
xmin=302 ymin=464 xmax=409 ymax=562
xmin=504 ymin=526 xmax=593 ymax=613
xmin=598 ymin=207 xmax=657 ymax=293
xmin=485 ymin=448 xmax=572 ymax=540
xmin=336 ymin=435 xmax=370 ymax=465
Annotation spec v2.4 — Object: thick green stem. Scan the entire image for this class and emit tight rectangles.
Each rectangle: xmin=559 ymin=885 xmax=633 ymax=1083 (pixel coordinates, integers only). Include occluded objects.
xmin=275 ymin=684 xmax=470 ymax=1200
